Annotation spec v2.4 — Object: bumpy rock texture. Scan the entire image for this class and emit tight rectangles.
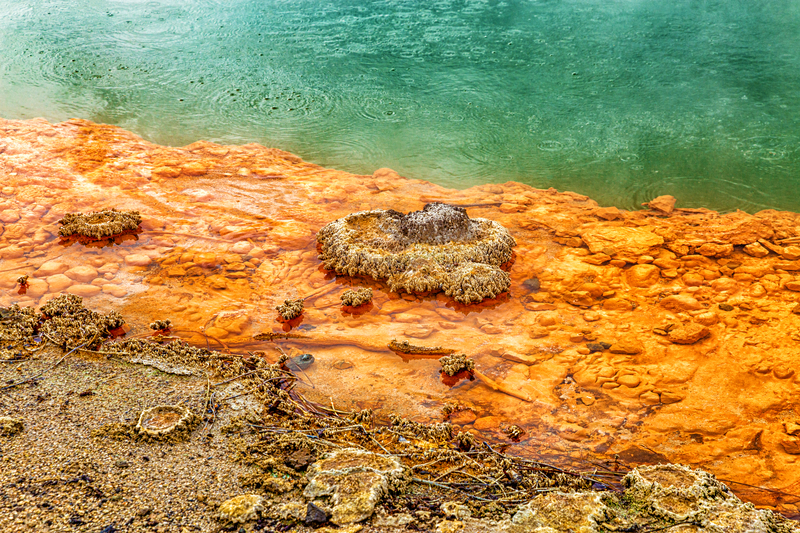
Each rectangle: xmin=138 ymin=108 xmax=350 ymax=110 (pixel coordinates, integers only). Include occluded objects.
xmin=317 ymin=202 xmax=516 ymax=303
xmin=0 ymin=416 xmax=24 ymax=437
xmin=217 ymin=494 xmax=264 ymax=524
xmin=503 ymin=464 xmax=799 ymax=533
xmin=303 ymin=448 xmax=409 ymax=525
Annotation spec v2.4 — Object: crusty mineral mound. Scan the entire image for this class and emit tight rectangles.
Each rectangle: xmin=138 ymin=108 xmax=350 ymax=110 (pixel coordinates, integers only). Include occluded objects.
xmin=439 ymin=353 xmax=475 ymax=377
xmin=58 ymin=208 xmax=142 ymax=239
xmin=317 ymin=203 xmax=515 ymax=303
xmin=622 ymin=463 xmax=731 ymax=523
xmin=304 ymin=448 xmax=409 ymax=525
xmin=505 ymin=464 xmax=795 ymax=533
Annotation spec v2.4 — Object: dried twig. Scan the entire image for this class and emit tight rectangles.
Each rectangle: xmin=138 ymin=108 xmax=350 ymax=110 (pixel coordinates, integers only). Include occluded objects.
xmin=1 ymin=342 xmax=87 ymax=391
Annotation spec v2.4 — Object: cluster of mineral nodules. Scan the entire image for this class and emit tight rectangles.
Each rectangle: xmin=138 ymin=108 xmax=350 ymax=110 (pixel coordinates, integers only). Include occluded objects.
xmin=340 ymin=287 xmax=373 ymax=307
xmin=276 ymin=298 xmax=304 ymax=321
xmin=439 ymin=353 xmax=475 ymax=376
xmin=317 ymin=202 xmax=516 ymax=303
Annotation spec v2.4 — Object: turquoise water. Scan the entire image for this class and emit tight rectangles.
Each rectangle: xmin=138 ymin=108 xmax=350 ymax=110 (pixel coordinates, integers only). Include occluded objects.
xmin=2 ymin=1 xmax=800 ymax=212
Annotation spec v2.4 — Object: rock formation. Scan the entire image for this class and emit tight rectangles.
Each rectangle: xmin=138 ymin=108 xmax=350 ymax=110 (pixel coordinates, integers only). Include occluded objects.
xmin=58 ymin=209 xmax=141 ymax=239
xmin=317 ymin=202 xmax=516 ymax=303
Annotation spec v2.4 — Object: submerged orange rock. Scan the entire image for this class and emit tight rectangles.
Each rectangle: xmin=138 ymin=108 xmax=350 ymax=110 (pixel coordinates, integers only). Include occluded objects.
xmin=3 ymin=117 xmax=800 ymax=516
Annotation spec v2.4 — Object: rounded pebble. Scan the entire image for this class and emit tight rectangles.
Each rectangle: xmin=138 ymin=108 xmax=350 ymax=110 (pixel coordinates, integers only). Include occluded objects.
xmin=538 ymin=312 xmax=558 ymax=327
xmin=230 ymin=241 xmax=252 ymax=255
xmin=46 ymin=274 xmax=73 ymax=292
xmin=578 ymin=394 xmax=595 ymax=406
xmin=65 ymin=265 xmax=98 ymax=283
xmin=125 ymin=254 xmax=152 ymax=267
xmin=0 ymin=209 xmax=20 ymax=223
xmin=626 ymin=264 xmax=661 ymax=287
xmin=0 ymin=245 xmax=25 ymax=259
xmin=67 ymin=284 xmax=102 ymax=297
xmin=193 ymin=252 xmax=217 ymax=268
xmin=24 ymin=279 xmax=49 ymax=298
xmin=473 ymin=416 xmax=502 ymax=430
xmin=617 ymin=374 xmax=641 ymax=388
xmin=583 ymin=311 xmax=600 ymax=322
xmin=449 ymin=410 xmax=478 ymax=425
xmin=36 ymin=261 xmax=68 ymax=276
xmin=102 ymin=285 xmax=128 ymax=298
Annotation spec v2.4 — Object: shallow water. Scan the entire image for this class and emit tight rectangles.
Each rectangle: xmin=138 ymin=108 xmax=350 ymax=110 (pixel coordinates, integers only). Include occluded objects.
xmin=6 ymin=117 xmax=800 ymax=516
xmin=2 ymin=0 xmax=800 ymax=212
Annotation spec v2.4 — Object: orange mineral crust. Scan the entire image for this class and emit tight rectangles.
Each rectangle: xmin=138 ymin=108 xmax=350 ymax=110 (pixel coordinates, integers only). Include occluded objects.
xmin=3 ymin=117 xmax=800 ymax=513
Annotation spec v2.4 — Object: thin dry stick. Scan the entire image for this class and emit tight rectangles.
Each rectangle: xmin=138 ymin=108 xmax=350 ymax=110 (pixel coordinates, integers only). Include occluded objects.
xmin=211 ymin=369 xmax=261 ymax=387
xmin=1 ymin=342 xmax=87 ymax=391
xmin=473 ymin=369 xmax=532 ymax=402
xmin=410 ymin=477 xmax=498 ymax=502
xmin=200 ymin=373 xmax=214 ymax=432
xmin=433 ymin=463 xmax=468 ymax=483
xmin=217 ymin=389 xmax=257 ymax=403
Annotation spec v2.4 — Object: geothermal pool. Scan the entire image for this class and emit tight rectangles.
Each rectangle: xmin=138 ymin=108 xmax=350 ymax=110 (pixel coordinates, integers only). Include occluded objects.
xmin=2 ymin=0 xmax=800 ymax=212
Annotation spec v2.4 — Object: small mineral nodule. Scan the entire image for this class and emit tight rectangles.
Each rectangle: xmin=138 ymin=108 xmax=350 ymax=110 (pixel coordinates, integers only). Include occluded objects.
xmin=503 ymin=424 xmax=524 ymax=440
xmin=317 ymin=202 xmax=516 ymax=304
xmin=58 ymin=208 xmax=142 ymax=239
xmin=149 ymin=319 xmax=172 ymax=331
xmin=333 ymin=359 xmax=354 ymax=370
xmin=39 ymin=294 xmax=125 ymax=350
xmin=218 ymin=494 xmax=265 ymax=524
xmin=135 ymin=405 xmax=196 ymax=439
xmin=0 ymin=416 xmax=24 ymax=437
xmin=276 ymin=298 xmax=304 ymax=321
xmin=439 ymin=353 xmax=475 ymax=377
xmin=340 ymin=287 xmax=373 ymax=307
xmin=455 ymin=431 xmax=476 ymax=452
xmin=16 ymin=274 xmax=28 ymax=287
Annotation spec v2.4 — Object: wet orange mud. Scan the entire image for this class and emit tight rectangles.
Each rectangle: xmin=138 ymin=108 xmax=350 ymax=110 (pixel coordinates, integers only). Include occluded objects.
xmin=2 ymin=117 xmax=800 ymax=516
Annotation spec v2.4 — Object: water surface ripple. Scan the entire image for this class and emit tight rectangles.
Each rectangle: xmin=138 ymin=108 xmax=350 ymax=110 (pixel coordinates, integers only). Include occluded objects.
xmin=2 ymin=0 xmax=800 ymax=212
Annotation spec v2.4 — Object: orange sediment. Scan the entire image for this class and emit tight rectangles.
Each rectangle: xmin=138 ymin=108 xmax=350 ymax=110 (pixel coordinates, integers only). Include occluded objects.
xmin=3 ymin=117 xmax=800 ymax=515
